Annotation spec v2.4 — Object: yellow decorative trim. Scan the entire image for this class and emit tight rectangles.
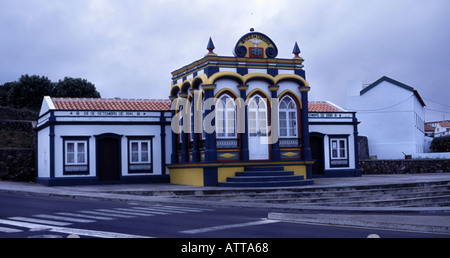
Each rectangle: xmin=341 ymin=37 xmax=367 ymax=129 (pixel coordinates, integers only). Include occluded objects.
xmin=274 ymin=74 xmax=309 ymax=87
xmin=282 ymin=152 xmax=298 ymax=158
xmin=206 ymin=71 xmax=244 ymax=85
xmin=243 ymin=73 xmax=275 ymax=85
xmin=246 ymin=89 xmax=272 ymax=107
xmin=219 ymin=153 xmax=237 ymax=159
xmin=171 ymin=72 xmax=310 ymax=96
xmin=278 ymin=89 xmax=303 ymax=109
xmin=214 ymin=88 xmax=239 ymax=99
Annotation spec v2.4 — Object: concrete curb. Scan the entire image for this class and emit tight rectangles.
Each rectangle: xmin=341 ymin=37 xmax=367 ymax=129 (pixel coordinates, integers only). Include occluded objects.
xmin=268 ymin=212 xmax=450 ymax=235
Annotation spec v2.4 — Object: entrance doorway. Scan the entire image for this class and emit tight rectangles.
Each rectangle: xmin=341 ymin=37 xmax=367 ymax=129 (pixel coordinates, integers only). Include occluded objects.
xmin=96 ymin=134 xmax=122 ymax=182
xmin=310 ymin=133 xmax=324 ymax=175
xmin=248 ymin=95 xmax=269 ymax=160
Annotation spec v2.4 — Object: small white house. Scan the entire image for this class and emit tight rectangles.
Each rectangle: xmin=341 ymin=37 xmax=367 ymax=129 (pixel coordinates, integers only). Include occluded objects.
xmin=309 ymin=101 xmax=361 ymax=177
xmin=434 ymin=122 xmax=450 ymax=138
xmin=36 ymin=96 xmax=172 ymax=186
xmin=347 ymin=76 xmax=426 ymax=159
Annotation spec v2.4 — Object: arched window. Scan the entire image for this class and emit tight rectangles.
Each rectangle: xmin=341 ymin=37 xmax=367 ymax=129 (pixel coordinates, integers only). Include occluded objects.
xmin=216 ymin=94 xmax=237 ymax=139
xmin=279 ymin=96 xmax=298 ymax=138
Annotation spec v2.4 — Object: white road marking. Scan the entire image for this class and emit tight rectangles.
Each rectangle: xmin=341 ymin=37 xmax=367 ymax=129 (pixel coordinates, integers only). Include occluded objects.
xmin=84 ymin=210 xmax=135 ymax=218
xmin=134 ymin=206 xmax=187 ymax=214
xmin=55 ymin=212 xmax=115 ymax=221
xmin=9 ymin=217 xmax=72 ymax=226
xmin=159 ymin=205 xmax=214 ymax=212
xmin=0 ymin=226 xmax=22 ymax=233
xmin=113 ymin=208 xmax=158 ymax=216
xmin=125 ymin=207 xmax=169 ymax=215
xmin=96 ymin=209 xmax=153 ymax=217
xmin=0 ymin=218 xmax=151 ymax=238
xmin=34 ymin=214 xmax=95 ymax=223
xmin=180 ymin=220 xmax=279 ymax=234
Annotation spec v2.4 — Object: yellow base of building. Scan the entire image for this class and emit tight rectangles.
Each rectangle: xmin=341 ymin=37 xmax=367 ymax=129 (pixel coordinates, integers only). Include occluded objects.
xmin=168 ymin=162 xmax=309 ymax=187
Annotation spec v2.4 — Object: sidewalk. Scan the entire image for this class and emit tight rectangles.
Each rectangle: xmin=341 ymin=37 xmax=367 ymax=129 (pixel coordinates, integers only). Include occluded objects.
xmin=268 ymin=213 xmax=450 ymax=235
xmin=1 ymin=173 xmax=449 ymax=235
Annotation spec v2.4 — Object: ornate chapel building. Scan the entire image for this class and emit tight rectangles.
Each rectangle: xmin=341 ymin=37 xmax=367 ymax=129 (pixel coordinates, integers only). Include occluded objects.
xmin=167 ymin=30 xmax=361 ymax=187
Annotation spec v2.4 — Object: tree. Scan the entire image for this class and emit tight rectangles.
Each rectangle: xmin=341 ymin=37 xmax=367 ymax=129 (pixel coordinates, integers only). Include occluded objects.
xmin=431 ymin=136 xmax=450 ymax=152
xmin=0 ymin=82 xmax=14 ymax=106
xmin=0 ymin=75 xmax=101 ymax=112
xmin=6 ymin=75 xmax=54 ymax=111
xmin=53 ymin=77 xmax=101 ymax=98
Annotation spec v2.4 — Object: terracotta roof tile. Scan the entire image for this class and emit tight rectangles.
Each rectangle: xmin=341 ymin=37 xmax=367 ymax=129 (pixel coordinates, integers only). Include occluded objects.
xmin=425 ymin=124 xmax=436 ymax=132
xmin=51 ymin=98 xmax=346 ymax=113
xmin=308 ymin=101 xmax=345 ymax=112
xmin=51 ymin=98 xmax=171 ymax=111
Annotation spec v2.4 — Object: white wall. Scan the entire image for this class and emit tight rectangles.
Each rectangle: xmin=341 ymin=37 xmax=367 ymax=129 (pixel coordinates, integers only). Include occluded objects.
xmin=347 ymin=80 xmax=425 ymax=159
xmin=43 ymin=123 xmax=166 ymax=179
xmin=309 ymin=123 xmax=356 ymax=171
xmin=37 ymin=127 xmax=50 ymax=178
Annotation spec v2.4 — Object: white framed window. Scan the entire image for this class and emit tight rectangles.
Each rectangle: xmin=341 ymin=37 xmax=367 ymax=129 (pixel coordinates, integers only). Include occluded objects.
xmin=329 ymin=136 xmax=349 ymax=168
xmin=129 ymin=140 xmax=151 ymax=164
xmin=330 ymin=135 xmax=350 ymax=168
xmin=216 ymin=94 xmax=237 ymax=139
xmin=279 ymin=96 xmax=298 ymax=138
xmin=127 ymin=136 xmax=154 ymax=174
xmin=65 ymin=141 xmax=87 ymax=165
xmin=331 ymin=139 xmax=347 ymax=159
xmin=62 ymin=137 xmax=90 ymax=175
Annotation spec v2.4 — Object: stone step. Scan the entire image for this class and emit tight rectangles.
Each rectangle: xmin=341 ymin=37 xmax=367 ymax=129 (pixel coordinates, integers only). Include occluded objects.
xmin=220 ymin=166 xmax=311 ymax=188
xmin=196 ymin=184 xmax=450 ymax=200
xmin=247 ymin=190 xmax=450 ymax=204
xmin=218 ymin=180 xmax=315 ymax=188
xmin=227 ymin=175 xmax=304 ymax=183
xmin=305 ymin=195 xmax=450 ymax=207
xmin=236 ymin=171 xmax=295 ymax=177
xmin=244 ymin=166 xmax=285 ymax=172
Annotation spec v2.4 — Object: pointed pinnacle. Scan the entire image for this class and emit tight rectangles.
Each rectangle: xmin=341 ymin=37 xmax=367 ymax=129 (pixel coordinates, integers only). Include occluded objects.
xmin=207 ymin=37 xmax=215 ymax=52
xmin=293 ymin=42 xmax=301 ymax=58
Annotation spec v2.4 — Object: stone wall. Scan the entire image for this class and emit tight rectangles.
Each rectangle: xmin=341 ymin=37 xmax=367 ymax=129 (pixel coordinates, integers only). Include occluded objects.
xmin=360 ymin=159 xmax=450 ymax=174
xmin=0 ymin=148 xmax=35 ymax=182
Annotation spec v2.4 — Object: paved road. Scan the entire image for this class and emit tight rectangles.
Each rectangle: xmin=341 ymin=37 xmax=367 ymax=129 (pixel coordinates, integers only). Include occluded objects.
xmin=0 ymin=193 xmax=447 ymax=240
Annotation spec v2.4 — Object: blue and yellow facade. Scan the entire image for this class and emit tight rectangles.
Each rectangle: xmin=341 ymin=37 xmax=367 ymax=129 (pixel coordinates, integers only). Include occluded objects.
xmin=168 ymin=31 xmax=315 ymax=186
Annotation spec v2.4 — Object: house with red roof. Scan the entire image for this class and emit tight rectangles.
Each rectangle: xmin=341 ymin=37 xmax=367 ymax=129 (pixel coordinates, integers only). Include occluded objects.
xmin=434 ymin=122 xmax=450 ymax=138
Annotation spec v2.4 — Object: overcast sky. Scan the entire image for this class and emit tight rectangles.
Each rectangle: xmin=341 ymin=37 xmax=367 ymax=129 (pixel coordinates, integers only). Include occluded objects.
xmin=1 ymin=0 xmax=449 ymax=121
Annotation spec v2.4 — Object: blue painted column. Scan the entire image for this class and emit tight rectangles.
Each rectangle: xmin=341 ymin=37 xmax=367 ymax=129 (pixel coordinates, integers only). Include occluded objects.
xmin=238 ymin=85 xmax=249 ymax=162
xmin=190 ymin=89 xmax=200 ymax=163
xmin=353 ymin=113 xmax=362 ymax=177
xmin=269 ymin=85 xmax=281 ymax=161
xmin=300 ymin=86 xmax=312 ymax=179
xmin=49 ymin=111 xmax=55 ymax=180
xmin=203 ymin=84 xmax=217 ymax=162
xmin=169 ymin=97 xmax=178 ymax=164
xmin=179 ymin=93 xmax=189 ymax=163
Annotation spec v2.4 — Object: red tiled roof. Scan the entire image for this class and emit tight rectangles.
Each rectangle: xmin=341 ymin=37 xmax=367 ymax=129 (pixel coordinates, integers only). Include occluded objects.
xmin=425 ymin=124 xmax=436 ymax=132
xmin=308 ymin=101 xmax=344 ymax=112
xmin=51 ymin=98 xmax=345 ymax=113
xmin=440 ymin=122 xmax=450 ymax=128
xmin=51 ymin=98 xmax=171 ymax=111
